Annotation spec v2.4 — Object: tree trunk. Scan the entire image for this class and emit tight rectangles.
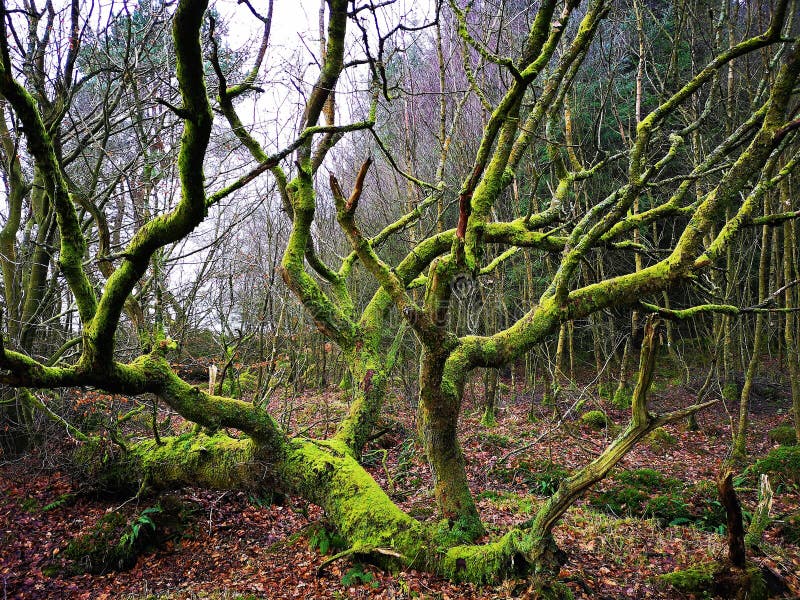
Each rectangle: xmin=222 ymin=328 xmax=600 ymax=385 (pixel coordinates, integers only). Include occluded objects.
xmin=418 ymin=348 xmax=484 ymax=540
xmin=783 ymin=193 xmax=800 ymax=442
xmin=481 ymin=368 xmax=499 ymax=427
xmin=717 ymin=469 xmax=746 ymax=568
xmin=731 ymin=196 xmax=771 ymax=460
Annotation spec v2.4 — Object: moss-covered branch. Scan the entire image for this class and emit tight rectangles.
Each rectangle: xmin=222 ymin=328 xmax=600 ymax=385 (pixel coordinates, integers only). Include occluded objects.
xmin=333 ymin=163 xmax=451 ymax=349
xmin=0 ymin=7 xmax=97 ymax=325
xmin=88 ymin=0 xmax=213 ymax=358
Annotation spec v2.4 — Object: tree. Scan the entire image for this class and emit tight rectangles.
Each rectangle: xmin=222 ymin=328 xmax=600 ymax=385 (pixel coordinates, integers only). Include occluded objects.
xmin=1 ymin=0 xmax=799 ymax=585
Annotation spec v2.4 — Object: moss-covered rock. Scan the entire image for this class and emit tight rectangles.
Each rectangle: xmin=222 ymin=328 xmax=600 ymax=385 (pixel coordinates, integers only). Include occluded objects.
xmin=62 ymin=510 xmax=135 ymax=574
xmin=767 ymin=424 xmax=797 ymax=446
xmin=659 ymin=561 xmax=768 ymax=600
xmin=659 ymin=560 xmax=716 ymax=592
xmin=646 ymin=427 xmax=677 ymax=450
xmin=580 ymin=410 xmax=608 ymax=430
xmin=749 ymin=445 xmax=800 ymax=486
xmin=52 ymin=496 xmax=198 ymax=576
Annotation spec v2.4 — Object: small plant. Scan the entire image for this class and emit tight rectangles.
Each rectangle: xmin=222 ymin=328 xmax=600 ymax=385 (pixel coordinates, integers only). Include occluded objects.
xmin=62 ymin=510 xmax=132 ymax=574
xmin=119 ymin=505 xmax=162 ymax=550
xmin=20 ymin=497 xmax=39 ymax=513
xmin=308 ymin=523 xmax=347 ymax=555
xmin=778 ymin=511 xmax=800 ymax=544
xmin=526 ymin=459 xmax=569 ymax=496
xmin=248 ymin=492 xmax=279 ymax=508
xmin=341 ymin=563 xmax=379 ymax=588
xmin=42 ymin=493 xmax=75 ymax=512
xmin=479 ymin=431 xmax=511 ymax=449
xmin=645 ymin=494 xmax=691 ymax=525
xmin=597 ymin=382 xmax=615 ymax=400
xmin=580 ymin=410 xmax=608 ymax=430
xmin=496 ymin=459 xmax=569 ymax=496
xmin=54 ymin=496 xmax=197 ymax=576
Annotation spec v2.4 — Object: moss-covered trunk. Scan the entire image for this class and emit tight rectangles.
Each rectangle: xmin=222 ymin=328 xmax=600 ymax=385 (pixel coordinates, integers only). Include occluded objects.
xmin=93 ymin=431 xmax=427 ymax=559
xmin=418 ymin=347 xmax=484 ymax=540
xmin=333 ymin=347 xmax=388 ymax=459
xmin=104 ymin=428 xmax=570 ymax=583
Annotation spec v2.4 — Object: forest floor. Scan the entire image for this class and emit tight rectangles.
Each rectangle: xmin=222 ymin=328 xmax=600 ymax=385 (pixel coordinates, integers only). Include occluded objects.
xmin=2 ymin=356 xmax=800 ymax=599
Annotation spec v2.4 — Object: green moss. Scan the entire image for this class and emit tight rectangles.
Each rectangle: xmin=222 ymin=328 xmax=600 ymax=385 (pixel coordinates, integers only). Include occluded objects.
xmin=779 ymin=511 xmax=800 ymax=544
xmin=748 ymin=445 xmax=800 ymax=485
xmin=612 ymin=386 xmax=632 ymax=409
xmin=661 ymin=562 xmax=768 ymax=600
xmin=646 ymin=427 xmax=677 ymax=450
xmin=279 ymin=438 xmax=429 ymax=569
xmin=767 ymin=424 xmax=797 ymax=446
xmin=580 ymin=410 xmax=608 ymax=430
xmin=442 ymin=530 xmax=526 ymax=583
xmin=659 ymin=561 xmax=716 ymax=593
xmin=55 ymin=497 xmax=198 ymax=576
xmin=74 ymin=433 xmax=274 ymax=495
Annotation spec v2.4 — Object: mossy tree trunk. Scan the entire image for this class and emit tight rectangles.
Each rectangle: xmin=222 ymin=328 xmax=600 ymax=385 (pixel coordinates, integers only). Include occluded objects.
xmin=731 ymin=194 xmax=772 ymax=461
xmin=782 ymin=180 xmax=800 ymax=442
xmin=418 ymin=347 xmax=484 ymax=539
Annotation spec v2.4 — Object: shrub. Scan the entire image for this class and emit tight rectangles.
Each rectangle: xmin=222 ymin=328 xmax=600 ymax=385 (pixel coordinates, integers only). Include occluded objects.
xmin=645 ymin=494 xmax=692 ymax=525
xmin=590 ymin=469 xmax=683 ymax=518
